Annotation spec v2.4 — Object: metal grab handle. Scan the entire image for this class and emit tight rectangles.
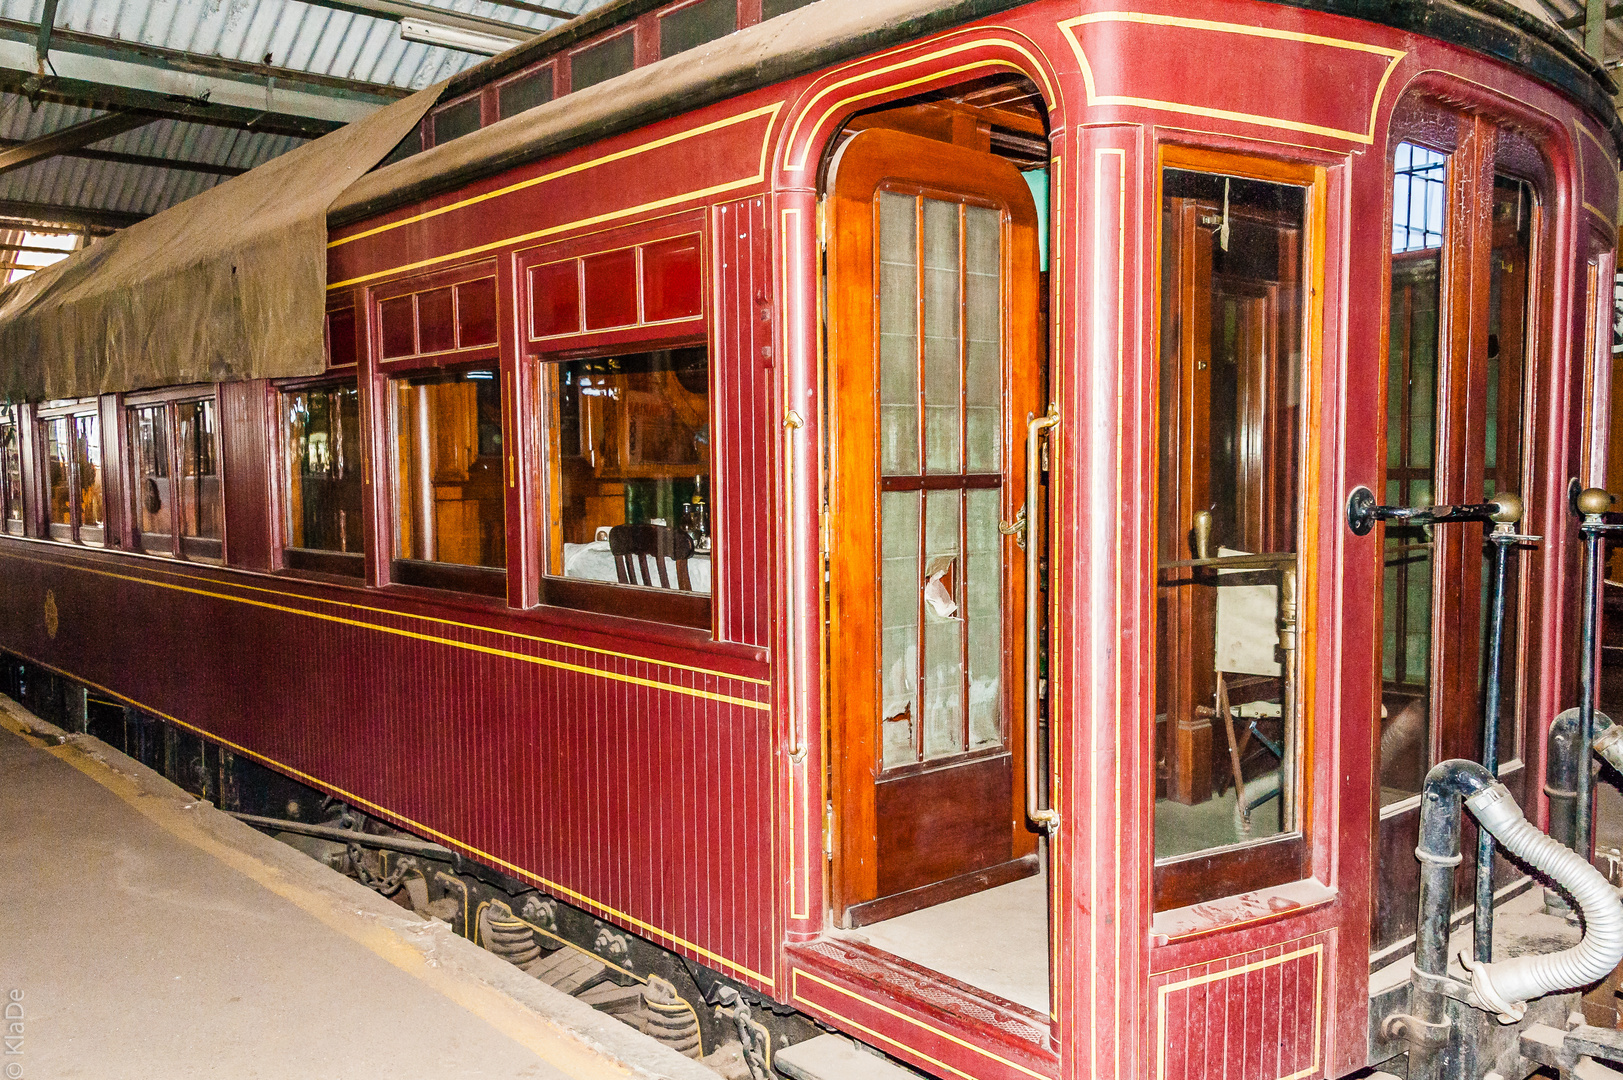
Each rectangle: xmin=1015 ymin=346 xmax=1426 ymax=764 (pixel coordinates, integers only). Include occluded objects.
xmin=1024 ymin=404 xmax=1060 ymax=834
xmin=1345 ymin=485 xmax=1522 ymax=536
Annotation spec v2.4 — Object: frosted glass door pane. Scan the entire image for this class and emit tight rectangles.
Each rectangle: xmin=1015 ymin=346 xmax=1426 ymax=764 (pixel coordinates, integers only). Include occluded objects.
xmin=964 ymin=205 xmax=1001 ymax=473
xmin=881 ymin=490 xmax=920 ymax=769
xmin=878 ymin=191 xmax=919 ymax=476
xmin=922 ymin=198 xmax=961 ymax=474
xmin=922 ymin=488 xmax=964 ymax=759
xmin=965 ymin=487 xmax=1002 ymax=749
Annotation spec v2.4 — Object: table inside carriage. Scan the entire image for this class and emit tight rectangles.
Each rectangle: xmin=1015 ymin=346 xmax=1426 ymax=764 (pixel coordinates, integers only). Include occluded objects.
xmin=562 ymin=540 xmax=713 ymax=593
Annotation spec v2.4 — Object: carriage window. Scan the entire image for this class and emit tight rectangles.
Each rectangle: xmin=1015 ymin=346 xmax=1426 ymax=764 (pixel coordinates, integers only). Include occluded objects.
xmin=131 ymin=405 xmax=172 ymax=553
xmin=1381 ymin=142 xmax=1446 ymax=802
xmin=1379 ymin=140 xmax=1536 ymax=807
xmin=41 ymin=406 xmax=103 ymax=546
xmin=282 ymin=384 xmax=363 ymax=573
xmin=0 ymin=406 xmax=21 ymax=536
xmin=391 ymin=369 xmax=506 ymax=595
xmin=1155 ymin=164 xmax=1310 ymax=892
xmin=178 ymin=400 xmax=222 ymax=560
xmin=541 ymin=346 xmax=711 ymax=611
xmin=128 ymin=394 xmax=221 ymax=561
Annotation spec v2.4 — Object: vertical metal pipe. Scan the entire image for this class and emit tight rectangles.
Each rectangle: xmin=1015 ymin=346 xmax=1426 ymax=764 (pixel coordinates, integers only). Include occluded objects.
xmin=1574 ymin=489 xmax=1612 ymax=859
xmin=1474 ymin=528 xmax=1514 ymax=962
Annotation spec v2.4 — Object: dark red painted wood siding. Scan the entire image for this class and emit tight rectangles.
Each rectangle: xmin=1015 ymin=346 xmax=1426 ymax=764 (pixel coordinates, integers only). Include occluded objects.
xmin=0 ymin=544 xmax=778 ymax=991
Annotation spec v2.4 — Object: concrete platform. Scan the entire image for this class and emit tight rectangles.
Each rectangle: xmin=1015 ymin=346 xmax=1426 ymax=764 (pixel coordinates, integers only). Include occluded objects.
xmin=0 ymin=694 xmax=719 ymax=1080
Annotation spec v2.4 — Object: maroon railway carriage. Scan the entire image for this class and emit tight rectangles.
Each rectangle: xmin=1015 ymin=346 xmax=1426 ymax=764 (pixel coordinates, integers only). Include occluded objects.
xmin=0 ymin=0 xmax=1619 ymax=1076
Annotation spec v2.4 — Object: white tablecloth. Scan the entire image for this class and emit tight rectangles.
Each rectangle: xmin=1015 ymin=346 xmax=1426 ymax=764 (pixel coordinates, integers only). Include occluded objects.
xmin=562 ymin=541 xmax=711 ymax=593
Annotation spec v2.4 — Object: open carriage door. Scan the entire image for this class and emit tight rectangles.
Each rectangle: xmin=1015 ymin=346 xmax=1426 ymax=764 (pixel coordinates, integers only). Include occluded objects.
xmin=826 ymin=129 xmax=1043 ymax=927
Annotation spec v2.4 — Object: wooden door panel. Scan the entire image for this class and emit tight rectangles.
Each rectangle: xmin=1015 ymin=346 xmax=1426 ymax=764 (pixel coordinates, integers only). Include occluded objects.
xmin=827 ymin=128 xmax=1041 ymax=924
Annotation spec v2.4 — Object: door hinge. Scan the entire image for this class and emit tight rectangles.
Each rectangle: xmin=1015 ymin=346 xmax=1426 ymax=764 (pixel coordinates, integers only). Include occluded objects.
xmin=819 ymin=502 xmax=831 ymax=559
xmin=823 ymin=802 xmax=835 ymax=861
xmin=816 ymin=197 xmax=827 ymax=251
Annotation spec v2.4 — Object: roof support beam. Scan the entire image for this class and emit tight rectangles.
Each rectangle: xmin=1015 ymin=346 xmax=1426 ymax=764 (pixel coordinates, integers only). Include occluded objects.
xmin=0 ymin=110 xmax=156 ymax=178
xmin=1586 ymin=0 xmax=1607 ymax=57
xmin=304 ymin=0 xmax=566 ymax=37
xmin=0 ymin=201 xmax=141 ymax=231
xmin=0 ymin=135 xmax=247 ymax=177
xmin=35 ymin=0 xmax=57 ymax=64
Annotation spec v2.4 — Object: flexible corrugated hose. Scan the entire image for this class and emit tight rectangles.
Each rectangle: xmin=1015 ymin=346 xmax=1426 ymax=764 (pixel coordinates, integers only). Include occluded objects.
xmin=1460 ymin=781 xmax=1623 ymax=1022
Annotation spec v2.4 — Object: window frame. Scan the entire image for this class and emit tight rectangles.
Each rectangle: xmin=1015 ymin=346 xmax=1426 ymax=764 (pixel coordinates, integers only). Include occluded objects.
xmin=35 ymin=397 xmax=106 ymax=548
xmin=531 ymin=342 xmax=714 ymax=630
xmin=276 ymin=375 xmax=367 ymax=580
xmin=383 ymin=362 xmax=510 ymax=599
xmin=122 ymin=384 xmax=224 ymax=563
xmin=0 ymin=403 xmax=22 ymax=537
xmin=516 ymin=213 xmax=715 ymax=632
xmin=1149 ymin=143 xmax=1328 ymax=913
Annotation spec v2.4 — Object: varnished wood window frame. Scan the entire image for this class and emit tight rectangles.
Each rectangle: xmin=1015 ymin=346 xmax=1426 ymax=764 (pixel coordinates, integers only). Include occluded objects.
xmin=273 ymin=374 xmax=366 ymax=581
xmin=122 ymin=384 xmax=225 ymax=563
xmin=1149 ymin=143 xmax=1329 ymax=913
xmin=36 ymin=396 xmax=108 ymax=549
xmin=0 ymin=403 xmax=22 ymax=537
xmin=381 ymin=360 xmax=510 ymax=600
xmin=529 ymin=336 xmax=715 ymax=632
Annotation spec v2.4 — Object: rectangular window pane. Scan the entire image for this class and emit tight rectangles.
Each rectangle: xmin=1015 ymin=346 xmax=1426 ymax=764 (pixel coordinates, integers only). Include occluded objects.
xmin=921 ymin=487 xmax=963 ymax=760
xmin=659 ymin=0 xmax=735 ymax=59
xmin=74 ymin=414 xmax=103 ymax=544
xmin=965 ymin=487 xmax=1003 ymax=750
xmin=433 ymin=97 xmax=481 ymax=146
xmin=570 ymin=32 xmax=634 ymax=92
xmin=1 ymin=412 xmax=20 ymax=534
xmin=394 ymin=371 xmax=506 ymax=571
xmin=285 ymin=385 xmax=363 ymax=556
xmin=881 ymin=490 xmax=920 ymax=770
xmin=761 ymin=0 xmax=816 ymax=19
xmin=131 ymin=405 xmax=172 ymax=553
xmin=179 ymin=400 xmax=222 ymax=560
xmin=44 ymin=417 xmax=69 ymax=531
xmin=1379 ymin=141 xmax=1447 ymax=805
xmin=498 ymin=69 xmax=553 ymax=121
xmin=1155 ymin=168 xmax=1306 ymax=861
xmin=921 ymin=198 xmax=961 ymax=475
xmin=878 ymin=191 xmax=919 ymax=476
xmin=964 ymin=205 xmax=1002 ymax=473
xmin=545 ymin=347 xmax=710 ymax=597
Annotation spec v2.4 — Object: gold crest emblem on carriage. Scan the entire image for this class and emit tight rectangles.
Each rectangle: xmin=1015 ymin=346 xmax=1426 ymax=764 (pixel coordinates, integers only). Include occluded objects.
xmin=43 ymin=589 xmax=58 ymax=640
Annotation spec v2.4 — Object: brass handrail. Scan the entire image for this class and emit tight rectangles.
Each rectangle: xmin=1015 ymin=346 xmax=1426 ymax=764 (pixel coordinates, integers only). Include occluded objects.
xmin=1025 ymin=404 xmax=1060 ymax=835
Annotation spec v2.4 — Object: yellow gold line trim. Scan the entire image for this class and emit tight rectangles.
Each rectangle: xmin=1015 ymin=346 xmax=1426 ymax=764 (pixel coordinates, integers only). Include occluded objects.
xmin=1057 ymin=13 xmax=1403 ymax=146
xmin=328 ymin=103 xmax=783 ymax=290
xmin=1154 ymin=943 xmax=1323 ymax=1080
xmin=2 ymin=650 xmax=772 ymax=987
xmin=3 ymin=550 xmax=770 ymax=709
xmin=4 ymin=547 xmax=768 ymax=685
xmin=783 ymin=35 xmax=1056 ymax=173
xmin=791 ymin=970 xmax=1050 ymax=1080
xmin=781 ymin=204 xmax=810 ymax=923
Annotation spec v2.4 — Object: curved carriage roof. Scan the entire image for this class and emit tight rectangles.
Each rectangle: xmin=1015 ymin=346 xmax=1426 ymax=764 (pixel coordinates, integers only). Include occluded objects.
xmin=0 ymin=0 xmax=1617 ymax=400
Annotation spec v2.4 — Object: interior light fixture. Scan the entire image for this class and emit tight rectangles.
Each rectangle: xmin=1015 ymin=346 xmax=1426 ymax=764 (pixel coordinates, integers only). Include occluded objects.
xmin=399 ymin=17 xmax=524 ymax=56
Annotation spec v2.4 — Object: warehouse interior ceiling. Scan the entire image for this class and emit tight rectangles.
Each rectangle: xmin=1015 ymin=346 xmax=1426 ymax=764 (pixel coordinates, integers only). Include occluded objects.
xmin=0 ymin=0 xmax=610 ymax=274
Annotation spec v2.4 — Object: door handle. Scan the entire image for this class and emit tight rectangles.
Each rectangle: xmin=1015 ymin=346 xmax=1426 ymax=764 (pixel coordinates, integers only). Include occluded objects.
xmin=1024 ymin=404 xmax=1060 ymax=835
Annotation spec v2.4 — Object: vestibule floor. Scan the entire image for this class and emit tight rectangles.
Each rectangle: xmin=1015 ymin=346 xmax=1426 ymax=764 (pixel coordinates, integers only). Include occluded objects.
xmin=847 ymin=870 xmax=1050 ymax=1014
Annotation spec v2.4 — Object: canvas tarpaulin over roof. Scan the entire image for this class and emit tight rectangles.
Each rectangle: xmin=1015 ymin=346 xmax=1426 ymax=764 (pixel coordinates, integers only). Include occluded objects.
xmin=0 ymin=84 xmax=442 ymax=402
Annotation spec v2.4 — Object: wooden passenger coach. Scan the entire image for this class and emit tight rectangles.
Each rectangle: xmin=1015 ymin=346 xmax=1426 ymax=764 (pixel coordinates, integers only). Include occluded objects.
xmin=0 ymin=0 xmax=1618 ymax=1076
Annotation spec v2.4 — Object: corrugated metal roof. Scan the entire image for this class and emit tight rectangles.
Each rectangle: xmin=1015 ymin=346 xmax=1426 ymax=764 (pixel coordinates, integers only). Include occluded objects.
xmin=0 ymin=0 xmax=597 ymax=89
xmin=0 ymin=0 xmax=610 ymax=243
